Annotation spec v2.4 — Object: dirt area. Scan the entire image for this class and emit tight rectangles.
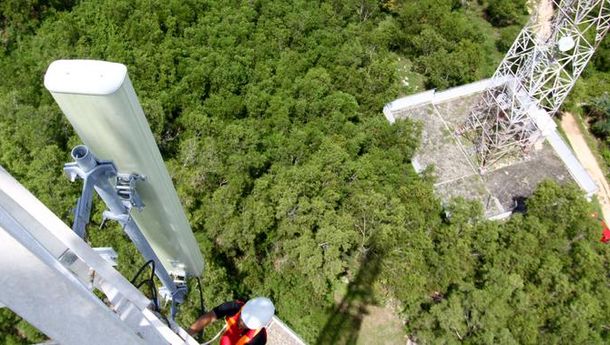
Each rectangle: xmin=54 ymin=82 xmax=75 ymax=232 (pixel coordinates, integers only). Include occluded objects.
xmin=560 ymin=112 xmax=610 ymax=224
xmin=534 ymin=0 xmax=554 ymax=41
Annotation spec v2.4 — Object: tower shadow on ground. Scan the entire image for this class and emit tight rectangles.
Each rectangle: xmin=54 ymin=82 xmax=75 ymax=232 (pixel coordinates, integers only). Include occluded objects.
xmin=315 ymin=249 xmax=384 ymax=345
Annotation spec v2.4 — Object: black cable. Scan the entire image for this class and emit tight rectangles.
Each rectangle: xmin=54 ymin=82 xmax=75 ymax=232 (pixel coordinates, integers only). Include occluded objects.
xmin=148 ymin=260 xmax=160 ymax=312
xmin=196 ymin=276 xmax=205 ymax=315
xmin=131 ymin=259 xmax=160 ymax=311
xmin=130 ymin=259 xmax=155 ymax=285
xmin=195 ymin=276 xmax=206 ymax=341
xmin=148 ymin=280 xmax=160 ymax=312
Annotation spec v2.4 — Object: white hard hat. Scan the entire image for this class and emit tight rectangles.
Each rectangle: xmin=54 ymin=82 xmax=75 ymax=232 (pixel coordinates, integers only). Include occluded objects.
xmin=240 ymin=297 xmax=275 ymax=329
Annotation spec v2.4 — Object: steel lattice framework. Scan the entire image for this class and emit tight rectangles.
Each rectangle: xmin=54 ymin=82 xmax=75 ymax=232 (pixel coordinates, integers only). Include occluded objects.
xmin=463 ymin=0 xmax=610 ymax=169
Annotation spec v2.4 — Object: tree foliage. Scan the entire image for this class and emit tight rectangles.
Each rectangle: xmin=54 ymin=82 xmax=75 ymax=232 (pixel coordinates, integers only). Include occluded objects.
xmin=0 ymin=1 xmax=608 ymax=344
xmin=486 ymin=0 xmax=528 ymax=27
xmin=389 ymin=0 xmax=502 ymax=89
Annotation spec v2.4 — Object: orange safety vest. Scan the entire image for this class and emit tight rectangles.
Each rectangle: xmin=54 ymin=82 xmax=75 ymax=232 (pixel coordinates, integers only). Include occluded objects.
xmin=220 ymin=306 xmax=263 ymax=345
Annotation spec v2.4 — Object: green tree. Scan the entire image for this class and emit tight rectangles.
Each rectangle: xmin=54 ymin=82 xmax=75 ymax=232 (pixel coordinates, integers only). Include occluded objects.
xmin=487 ymin=0 xmax=528 ymax=27
xmin=1 ymin=1 xmax=609 ymax=344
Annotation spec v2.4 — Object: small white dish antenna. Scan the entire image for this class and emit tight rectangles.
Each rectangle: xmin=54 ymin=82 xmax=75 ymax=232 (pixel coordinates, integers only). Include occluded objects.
xmin=558 ymin=36 xmax=575 ymax=52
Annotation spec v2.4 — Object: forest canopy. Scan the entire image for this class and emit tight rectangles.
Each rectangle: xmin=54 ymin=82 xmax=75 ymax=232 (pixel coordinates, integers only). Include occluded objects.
xmin=0 ymin=1 xmax=609 ymax=344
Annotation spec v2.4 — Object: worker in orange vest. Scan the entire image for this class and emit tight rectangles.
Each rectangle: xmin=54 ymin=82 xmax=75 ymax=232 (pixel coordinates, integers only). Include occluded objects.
xmin=188 ymin=297 xmax=275 ymax=345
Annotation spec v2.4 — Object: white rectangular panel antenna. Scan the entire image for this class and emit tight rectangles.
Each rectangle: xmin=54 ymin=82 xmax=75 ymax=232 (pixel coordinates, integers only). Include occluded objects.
xmin=44 ymin=60 xmax=204 ymax=276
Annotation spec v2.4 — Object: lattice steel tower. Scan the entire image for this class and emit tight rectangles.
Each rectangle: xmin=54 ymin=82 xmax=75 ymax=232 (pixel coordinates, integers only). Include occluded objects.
xmin=463 ymin=0 xmax=610 ymax=169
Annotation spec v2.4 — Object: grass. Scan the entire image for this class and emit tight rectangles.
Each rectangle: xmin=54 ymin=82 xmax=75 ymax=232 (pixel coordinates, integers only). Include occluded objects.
xmin=589 ymin=194 xmax=604 ymax=219
xmin=571 ymin=110 xmax=610 ymax=178
xmin=554 ymin=117 xmax=573 ymax=150
xmin=315 ymin=249 xmax=409 ymax=345
xmin=356 ymin=305 xmax=409 ymax=345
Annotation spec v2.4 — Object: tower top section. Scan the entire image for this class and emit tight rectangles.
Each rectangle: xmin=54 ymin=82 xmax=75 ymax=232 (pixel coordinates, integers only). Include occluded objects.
xmin=44 ymin=60 xmax=127 ymax=95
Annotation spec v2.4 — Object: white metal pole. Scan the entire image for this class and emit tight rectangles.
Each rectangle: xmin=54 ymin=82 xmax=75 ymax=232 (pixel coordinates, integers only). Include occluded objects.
xmin=0 ymin=166 xmax=199 ymax=345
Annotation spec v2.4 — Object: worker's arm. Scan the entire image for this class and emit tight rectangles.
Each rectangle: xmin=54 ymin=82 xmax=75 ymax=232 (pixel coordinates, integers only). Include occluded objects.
xmin=187 ymin=310 xmax=217 ymax=336
xmin=187 ymin=301 xmax=243 ymax=336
